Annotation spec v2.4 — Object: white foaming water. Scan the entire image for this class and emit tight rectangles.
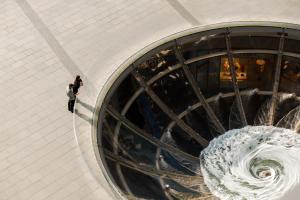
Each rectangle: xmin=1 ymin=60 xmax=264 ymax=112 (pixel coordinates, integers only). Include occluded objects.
xmin=200 ymin=126 xmax=300 ymax=200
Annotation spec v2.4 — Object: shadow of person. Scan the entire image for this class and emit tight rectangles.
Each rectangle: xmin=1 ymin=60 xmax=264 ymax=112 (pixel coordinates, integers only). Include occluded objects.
xmin=76 ymin=98 xmax=94 ymax=112
xmin=74 ymin=109 xmax=93 ymax=124
xmin=75 ymin=98 xmax=95 ymax=124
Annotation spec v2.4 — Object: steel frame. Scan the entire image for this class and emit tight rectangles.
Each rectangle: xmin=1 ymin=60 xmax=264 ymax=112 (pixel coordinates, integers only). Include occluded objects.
xmin=98 ymin=26 xmax=300 ymax=199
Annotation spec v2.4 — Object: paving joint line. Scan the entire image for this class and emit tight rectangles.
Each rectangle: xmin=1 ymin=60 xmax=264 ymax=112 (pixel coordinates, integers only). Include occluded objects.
xmin=165 ymin=0 xmax=200 ymax=26
xmin=15 ymin=0 xmax=84 ymax=77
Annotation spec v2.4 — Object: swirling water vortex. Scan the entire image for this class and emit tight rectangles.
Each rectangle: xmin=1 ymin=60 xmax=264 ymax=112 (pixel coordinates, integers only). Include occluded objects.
xmin=200 ymin=126 xmax=300 ymax=200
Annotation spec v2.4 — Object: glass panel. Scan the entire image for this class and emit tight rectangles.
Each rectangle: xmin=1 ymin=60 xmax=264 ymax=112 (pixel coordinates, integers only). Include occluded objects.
xmin=123 ymin=166 xmax=166 ymax=199
xmin=109 ymin=74 xmax=139 ymax=113
xmin=125 ymin=93 xmax=171 ymax=139
xmin=135 ymin=48 xmax=179 ymax=81
xmin=189 ymin=57 xmax=226 ymax=98
xmin=284 ymin=38 xmax=300 ymax=54
xmin=105 ymin=159 xmax=126 ymax=191
xmin=280 ymin=56 xmax=300 ymax=95
xmin=119 ymin=126 xmax=157 ymax=165
xmin=180 ymin=34 xmax=226 ymax=60
xmin=231 ymin=36 xmax=279 ymax=50
xmin=188 ymin=59 xmax=209 ymax=91
xmin=220 ymin=54 xmax=276 ymax=91
xmin=230 ymin=26 xmax=282 ymax=36
xmin=151 ymin=68 xmax=198 ymax=115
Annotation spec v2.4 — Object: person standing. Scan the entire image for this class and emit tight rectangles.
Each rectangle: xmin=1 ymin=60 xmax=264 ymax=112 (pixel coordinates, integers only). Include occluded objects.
xmin=73 ymin=75 xmax=83 ymax=95
xmin=66 ymin=83 xmax=76 ymax=113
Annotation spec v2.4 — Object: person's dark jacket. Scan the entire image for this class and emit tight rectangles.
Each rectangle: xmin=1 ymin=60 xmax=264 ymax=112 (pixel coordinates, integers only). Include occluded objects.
xmin=73 ymin=78 xmax=82 ymax=94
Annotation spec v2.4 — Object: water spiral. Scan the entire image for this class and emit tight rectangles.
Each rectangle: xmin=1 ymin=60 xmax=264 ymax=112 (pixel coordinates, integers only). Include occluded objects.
xmin=200 ymin=126 xmax=300 ymax=200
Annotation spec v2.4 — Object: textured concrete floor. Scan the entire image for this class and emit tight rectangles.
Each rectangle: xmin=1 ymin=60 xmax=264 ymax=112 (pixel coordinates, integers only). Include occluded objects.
xmin=0 ymin=0 xmax=300 ymax=199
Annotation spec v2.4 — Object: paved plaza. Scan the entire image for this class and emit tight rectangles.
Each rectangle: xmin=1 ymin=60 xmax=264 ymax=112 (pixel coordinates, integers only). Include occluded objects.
xmin=1 ymin=0 xmax=300 ymax=199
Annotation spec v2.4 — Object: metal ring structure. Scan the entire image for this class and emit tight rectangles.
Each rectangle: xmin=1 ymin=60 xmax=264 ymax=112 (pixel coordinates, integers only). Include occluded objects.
xmin=94 ymin=22 xmax=300 ymax=200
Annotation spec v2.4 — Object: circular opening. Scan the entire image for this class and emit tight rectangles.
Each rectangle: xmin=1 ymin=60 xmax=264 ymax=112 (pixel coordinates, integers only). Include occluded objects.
xmin=96 ymin=24 xmax=300 ymax=200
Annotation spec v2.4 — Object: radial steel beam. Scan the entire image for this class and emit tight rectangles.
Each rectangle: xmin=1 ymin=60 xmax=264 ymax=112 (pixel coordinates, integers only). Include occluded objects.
xmin=174 ymin=44 xmax=226 ymax=134
xmin=131 ymin=70 xmax=209 ymax=147
xmin=106 ymin=105 xmax=199 ymax=162
xmin=104 ymin=149 xmax=198 ymax=179
xmin=268 ymin=29 xmax=286 ymax=125
xmin=225 ymin=29 xmax=248 ymax=126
